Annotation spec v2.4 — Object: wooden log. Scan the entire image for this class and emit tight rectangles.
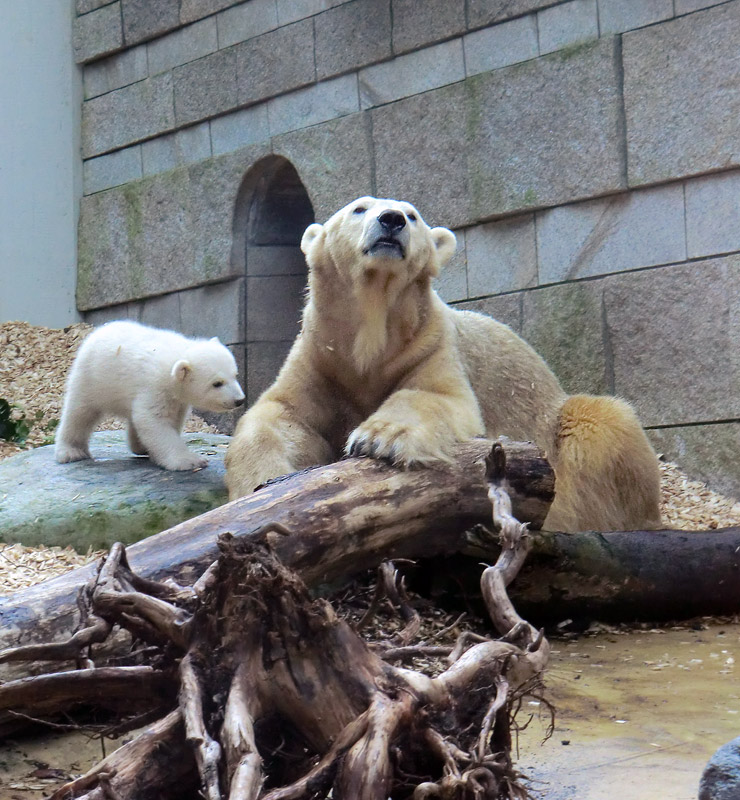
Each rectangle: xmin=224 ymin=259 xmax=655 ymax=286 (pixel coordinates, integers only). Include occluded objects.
xmin=0 ymin=439 xmax=553 ymax=680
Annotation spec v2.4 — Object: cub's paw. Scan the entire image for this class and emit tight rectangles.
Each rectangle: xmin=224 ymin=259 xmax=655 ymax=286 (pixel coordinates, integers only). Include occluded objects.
xmin=345 ymin=418 xmax=452 ymax=467
xmin=55 ymin=443 xmax=92 ymax=464
xmin=156 ymin=452 xmax=209 ymax=471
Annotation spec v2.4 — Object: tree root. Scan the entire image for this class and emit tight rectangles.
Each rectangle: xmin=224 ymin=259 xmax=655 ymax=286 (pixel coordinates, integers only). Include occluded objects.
xmin=0 ymin=443 xmax=548 ymax=799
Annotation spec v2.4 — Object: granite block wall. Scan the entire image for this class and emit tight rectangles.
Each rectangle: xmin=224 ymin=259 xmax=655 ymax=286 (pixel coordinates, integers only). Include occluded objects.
xmin=76 ymin=0 xmax=740 ymax=495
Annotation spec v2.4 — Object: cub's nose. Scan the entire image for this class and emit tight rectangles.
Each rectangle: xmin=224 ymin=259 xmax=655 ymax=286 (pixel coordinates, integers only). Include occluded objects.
xmin=234 ymin=396 xmax=245 ymax=407
xmin=377 ymin=210 xmax=406 ymax=234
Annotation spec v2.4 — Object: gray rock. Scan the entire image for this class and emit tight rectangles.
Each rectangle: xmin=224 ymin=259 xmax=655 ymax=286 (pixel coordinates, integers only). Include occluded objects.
xmin=623 ymin=2 xmax=740 ymax=185
xmin=699 ymin=736 xmax=740 ymax=800
xmin=173 ymin=48 xmax=238 ymax=128
xmin=235 ymin=19 xmax=315 ymax=107
xmin=0 ymin=432 xmax=230 ymax=551
xmin=314 ymin=0 xmax=392 ymax=81
xmin=121 ymin=0 xmax=179 ymax=46
xmin=73 ymin=2 xmax=123 ymax=65
xmin=391 ymin=0 xmax=465 ymax=54
xmin=467 ymin=0 xmax=558 ymax=28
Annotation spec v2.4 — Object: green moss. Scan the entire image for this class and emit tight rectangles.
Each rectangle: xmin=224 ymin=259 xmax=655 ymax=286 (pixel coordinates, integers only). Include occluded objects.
xmin=522 ymin=188 xmax=538 ymax=206
xmin=552 ymin=38 xmax=599 ymax=63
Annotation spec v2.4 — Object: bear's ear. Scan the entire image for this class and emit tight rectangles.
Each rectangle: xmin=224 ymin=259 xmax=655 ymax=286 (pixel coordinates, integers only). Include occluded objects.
xmin=209 ymin=337 xmax=221 ymax=343
xmin=301 ymin=223 xmax=325 ymax=256
xmin=430 ymin=227 xmax=457 ymax=268
xmin=172 ymin=360 xmax=191 ymax=382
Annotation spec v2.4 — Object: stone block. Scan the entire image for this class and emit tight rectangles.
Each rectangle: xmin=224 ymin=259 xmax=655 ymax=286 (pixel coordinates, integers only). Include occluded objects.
xmin=597 ymin=0 xmax=673 ymax=35
xmin=391 ymin=0 xmax=465 ymax=54
xmin=83 ymin=146 xmax=143 ymax=195
xmin=77 ymin=0 xmax=117 ymax=14
xmin=314 ymin=0 xmax=392 ymax=80
xmin=466 ymin=37 xmax=626 ymax=219
xmin=359 ymin=39 xmax=464 ymax=109
xmin=245 ymin=341 xmax=293 ymax=405
xmin=537 ymin=0 xmax=598 ymax=55
xmin=466 ymin=214 xmax=537 ymax=297
xmin=147 ymin=17 xmax=218 ymax=75
xmin=246 ymin=245 xmax=307 ymax=276
xmin=267 ymin=73 xmax=359 ymax=137
xmin=77 ymin=141 xmax=271 ymax=308
xmin=211 ymin=105 xmax=271 ymax=156
xmin=121 ymin=0 xmax=179 ymax=45
xmin=624 ymin=3 xmax=740 ymax=186
xmin=434 ymin=229 xmax=468 ymax=303
xmin=536 ymin=184 xmax=686 ymax=283
xmin=217 ymin=0 xmax=279 ymax=48
xmin=73 ymin=2 xmax=123 ymax=64
xmin=82 ymin=302 xmax=136 ymax=326
xmin=246 ymin=275 xmax=307 ymax=341
xmin=138 ymin=291 xmax=183 ymax=330
xmin=467 ymin=0 xmax=557 ymax=28
xmin=235 ymin=19 xmax=315 ymax=106
xmin=178 ymin=279 xmax=245 ymax=344
xmin=686 ymin=170 xmax=740 ymax=259
xmin=83 ymin=45 xmax=148 ymax=99
xmin=174 ymin=48 xmax=238 ymax=128
xmin=181 ymin=0 xmax=243 ymax=24
xmin=604 ymin=256 xmax=740 ymax=427
xmin=82 ymin=72 xmax=175 ymax=158
xmin=372 ymin=81 xmax=470 ymax=229
xmin=648 ymin=424 xmax=740 ymax=501
xmin=675 ymin=0 xmax=725 ymax=13
xmin=454 ymin=292 xmax=522 ymax=334
xmin=464 ymin=15 xmax=538 ymax=77
xmin=521 ymin=280 xmax=608 ymax=395
xmin=272 ymin=112 xmax=373 ymax=222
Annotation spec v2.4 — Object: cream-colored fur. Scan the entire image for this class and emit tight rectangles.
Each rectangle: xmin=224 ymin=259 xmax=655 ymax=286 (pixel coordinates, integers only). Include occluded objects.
xmin=226 ymin=197 xmax=661 ymax=532
xmin=57 ymin=320 xmax=245 ymax=471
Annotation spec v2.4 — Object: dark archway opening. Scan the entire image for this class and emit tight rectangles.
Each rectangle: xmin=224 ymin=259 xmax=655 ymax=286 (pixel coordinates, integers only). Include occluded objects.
xmin=234 ymin=156 xmax=314 ymax=406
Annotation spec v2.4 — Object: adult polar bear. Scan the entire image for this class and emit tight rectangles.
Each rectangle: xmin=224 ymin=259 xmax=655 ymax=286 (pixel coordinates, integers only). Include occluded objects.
xmin=226 ymin=197 xmax=661 ymax=532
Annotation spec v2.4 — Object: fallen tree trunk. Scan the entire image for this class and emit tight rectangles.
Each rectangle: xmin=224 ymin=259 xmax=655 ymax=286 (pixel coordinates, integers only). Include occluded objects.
xmin=0 ymin=443 xmax=550 ymax=799
xmin=2 ymin=439 xmax=740 ymax=683
xmin=0 ymin=438 xmax=553 ymax=679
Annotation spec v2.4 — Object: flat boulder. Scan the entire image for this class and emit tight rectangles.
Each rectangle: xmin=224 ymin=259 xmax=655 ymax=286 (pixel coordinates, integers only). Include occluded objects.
xmin=0 ymin=431 xmax=230 ymax=550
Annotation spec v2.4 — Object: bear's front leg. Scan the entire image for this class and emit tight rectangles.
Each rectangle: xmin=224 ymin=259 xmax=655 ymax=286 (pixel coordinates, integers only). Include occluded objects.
xmin=346 ymin=385 xmax=484 ymax=467
xmin=225 ymin=398 xmax=334 ymax=499
xmin=131 ymin=398 xmax=207 ymax=471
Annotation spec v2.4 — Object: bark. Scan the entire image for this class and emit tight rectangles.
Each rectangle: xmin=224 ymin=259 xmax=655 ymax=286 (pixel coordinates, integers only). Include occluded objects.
xmin=0 ymin=441 xmax=549 ymax=799
xmin=0 ymin=438 xmax=553 ymax=680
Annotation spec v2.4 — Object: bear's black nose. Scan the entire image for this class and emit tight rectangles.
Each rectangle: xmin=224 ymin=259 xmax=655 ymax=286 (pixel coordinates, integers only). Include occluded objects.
xmin=234 ymin=397 xmax=245 ymax=407
xmin=377 ymin=210 xmax=406 ymax=234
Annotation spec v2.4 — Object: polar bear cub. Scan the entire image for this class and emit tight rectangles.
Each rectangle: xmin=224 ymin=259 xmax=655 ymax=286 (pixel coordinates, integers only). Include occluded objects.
xmin=56 ymin=320 xmax=245 ymax=471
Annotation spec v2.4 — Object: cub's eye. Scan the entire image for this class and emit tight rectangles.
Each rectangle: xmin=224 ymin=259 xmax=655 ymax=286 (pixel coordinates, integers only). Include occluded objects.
xmin=212 ymin=380 xmax=225 ymax=388
xmin=353 ymin=206 xmax=366 ymax=215
xmin=407 ymin=213 xmax=417 ymax=222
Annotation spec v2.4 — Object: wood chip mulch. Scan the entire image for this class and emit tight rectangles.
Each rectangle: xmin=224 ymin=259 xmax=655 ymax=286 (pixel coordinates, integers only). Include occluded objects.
xmin=1 ymin=320 xmax=739 ymax=595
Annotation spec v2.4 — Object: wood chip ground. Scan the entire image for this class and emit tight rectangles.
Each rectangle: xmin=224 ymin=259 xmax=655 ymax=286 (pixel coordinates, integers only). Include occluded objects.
xmin=1 ymin=321 xmax=739 ymax=595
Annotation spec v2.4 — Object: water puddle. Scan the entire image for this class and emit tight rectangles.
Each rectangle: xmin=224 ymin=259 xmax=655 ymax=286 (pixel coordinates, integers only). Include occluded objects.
xmin=0 ymin=622 xmax=738 ymax=798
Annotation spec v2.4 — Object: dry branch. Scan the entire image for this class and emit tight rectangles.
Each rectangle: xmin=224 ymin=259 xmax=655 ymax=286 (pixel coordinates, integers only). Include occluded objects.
xmin=0 ymin=442 xmax=549 ymax=800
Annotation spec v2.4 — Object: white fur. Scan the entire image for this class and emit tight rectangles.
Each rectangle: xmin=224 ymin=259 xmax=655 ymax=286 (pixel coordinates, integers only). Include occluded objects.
xmin=56 ymin=320 xmax=245 ymax=471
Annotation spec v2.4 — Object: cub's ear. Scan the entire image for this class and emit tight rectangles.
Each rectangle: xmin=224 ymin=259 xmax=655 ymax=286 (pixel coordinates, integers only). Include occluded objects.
xmin=301 ymin=223 xmax=325 ymax=256
xmin=209 ymin=337 xmax=221 ymax=343
xmin=430 ymin=227 xmax=457 ymax=269
xmin=171 ymin=360 xmax=191 ymax=382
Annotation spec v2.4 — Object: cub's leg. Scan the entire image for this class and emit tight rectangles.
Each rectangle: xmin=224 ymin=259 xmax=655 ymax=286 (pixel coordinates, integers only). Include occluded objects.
xmin=55 ymin=392 xmax=101 ymax=463
xmin=127 ymin=423 xmax=148 ymax=456
xmin=545 ymin=394 xmax=662 ymax=533
xmin=130 ymin=397 xmax=206 ymax=471
xmin=346 ymin=353 xmax=484 ymax=466
xmin=226 ymin=397 xmax=334 ymax=500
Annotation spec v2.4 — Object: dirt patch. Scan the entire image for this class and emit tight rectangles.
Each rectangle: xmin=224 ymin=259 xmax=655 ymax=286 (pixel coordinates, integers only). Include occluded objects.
xmin=2 ymin=321 xmax=740 ymax=594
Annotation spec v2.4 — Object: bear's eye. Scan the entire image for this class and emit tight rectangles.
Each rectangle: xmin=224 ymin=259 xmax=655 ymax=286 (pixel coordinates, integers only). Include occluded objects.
xmin=212 ymin=380 xmax=225 ymax=388
xmin=407 ymin=213 xmax=417 ymax=222
xmin=353 ymin=206 xmax=366 ymax=215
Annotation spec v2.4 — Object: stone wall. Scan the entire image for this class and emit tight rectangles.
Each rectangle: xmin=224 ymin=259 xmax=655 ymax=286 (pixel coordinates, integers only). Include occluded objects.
xmin=74 ymin=0 xmax=740 ymax=495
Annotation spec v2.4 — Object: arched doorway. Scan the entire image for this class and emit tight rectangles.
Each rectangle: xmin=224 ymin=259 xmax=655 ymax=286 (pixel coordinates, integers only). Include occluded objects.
xmin=234 ymin=156 xmax=314 ymax=406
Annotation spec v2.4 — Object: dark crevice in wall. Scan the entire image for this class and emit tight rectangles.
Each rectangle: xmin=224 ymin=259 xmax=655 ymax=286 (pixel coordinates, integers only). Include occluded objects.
xmin=646 ymin=419 xmax=740 ymax=431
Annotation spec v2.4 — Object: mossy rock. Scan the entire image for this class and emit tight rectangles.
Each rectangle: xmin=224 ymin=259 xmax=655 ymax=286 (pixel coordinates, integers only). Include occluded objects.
xmin=0 ymin=431 xmax=230 ymax=551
